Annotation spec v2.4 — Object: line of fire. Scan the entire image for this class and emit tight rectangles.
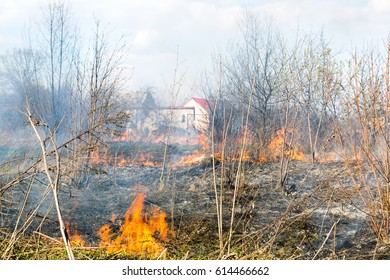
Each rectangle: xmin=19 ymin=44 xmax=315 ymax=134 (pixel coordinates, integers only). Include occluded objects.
xmin=1 ymin=84 xmax=388 ymax=260
xmin=1 ymin=3 xmax=390 ymax=261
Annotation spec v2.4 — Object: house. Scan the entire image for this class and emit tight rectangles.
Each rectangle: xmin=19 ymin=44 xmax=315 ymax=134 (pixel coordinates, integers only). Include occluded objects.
xmin=118 ymin=91 xmax=212 ymax=142
xmin=182 ymin=97 xmax=212 ymax=132
xmin=158 ymin=97 xmax=212 ymax=133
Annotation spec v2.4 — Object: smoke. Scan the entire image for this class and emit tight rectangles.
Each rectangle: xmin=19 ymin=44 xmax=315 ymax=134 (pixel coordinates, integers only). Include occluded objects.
xmin=0 ymin=88 xmax=30 ymax=135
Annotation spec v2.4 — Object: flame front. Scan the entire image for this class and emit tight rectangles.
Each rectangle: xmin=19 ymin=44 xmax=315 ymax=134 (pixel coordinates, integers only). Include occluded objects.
xmin=176 ymin=150 xmax=206 ymax=167
xmin=64 ymin=221 xmax=87 ymax=247
xmin=174 ymin=134 xmax=210 ymax=167
xmin=268 ymin=128 xmax=305 ymax=161
xmin=97 ymin=193 xmax=172 ymax=257
xmin=70 ymin=232 xmax=86 ymax=247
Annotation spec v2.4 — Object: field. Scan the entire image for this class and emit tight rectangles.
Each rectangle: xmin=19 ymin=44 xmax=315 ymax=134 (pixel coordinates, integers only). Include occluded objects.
xmin=1 ymin=141 xmax=389 ymax=260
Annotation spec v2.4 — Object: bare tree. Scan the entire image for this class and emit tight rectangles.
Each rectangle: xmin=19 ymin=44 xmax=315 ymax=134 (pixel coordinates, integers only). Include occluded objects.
xmin=79 ymin=20 xmax=129 ymax=166
xmin=341 ymin=41 xmax=390 ymax=244
xmin=0 ymin=1 xmax=129 ymax=259
xmin=294 ymin=33 xmax=342 ymax=162
xmin=159 ymin=46 xmax=185 ymax=191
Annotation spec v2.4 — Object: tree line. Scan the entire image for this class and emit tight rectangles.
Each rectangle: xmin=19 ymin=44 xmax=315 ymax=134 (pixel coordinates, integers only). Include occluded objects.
xmin=202 ymin=11 xmax=390 ymax=245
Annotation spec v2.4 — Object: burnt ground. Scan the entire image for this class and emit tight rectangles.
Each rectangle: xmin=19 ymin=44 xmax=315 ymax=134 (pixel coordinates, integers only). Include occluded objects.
xmin=2 ymin=157 xmax=390 ymax=259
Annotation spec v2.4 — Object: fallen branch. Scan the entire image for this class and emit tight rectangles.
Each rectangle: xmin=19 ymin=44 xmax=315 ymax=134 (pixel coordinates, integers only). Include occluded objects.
xmin=312 ymin=218 xmax=340 ymax=260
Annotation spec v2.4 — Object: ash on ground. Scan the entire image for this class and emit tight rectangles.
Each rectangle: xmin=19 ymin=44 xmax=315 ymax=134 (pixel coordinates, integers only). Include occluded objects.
xmin=3 ymin=160 xmax=389 ymax=259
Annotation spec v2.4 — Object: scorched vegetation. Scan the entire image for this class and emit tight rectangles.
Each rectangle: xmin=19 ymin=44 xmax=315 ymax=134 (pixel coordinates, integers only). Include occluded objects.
xmin=1 ymin=4 xmax=390 ymax=260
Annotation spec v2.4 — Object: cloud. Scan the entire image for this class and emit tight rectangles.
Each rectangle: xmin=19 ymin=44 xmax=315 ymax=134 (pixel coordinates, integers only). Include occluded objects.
xmin=242 ymin=0 xmax=389 ymax=52
xmin=0 ymin=0 xmax=43 ymax=47
xmin=84 ymin=0 xmax=244 ymax=89
xmin=2 ymin=0 xmax=390 ymax=92
xmin=133 ymin=29 xmax=161 ymax=49
xmin=368 ymin=0 xmax=390 ymax=12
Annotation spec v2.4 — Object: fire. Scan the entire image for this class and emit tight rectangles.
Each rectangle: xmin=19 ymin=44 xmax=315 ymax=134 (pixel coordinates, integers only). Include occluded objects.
xmin=117 ymin=153 xmax=127 ymax=167
xmin=142 ymin=160 xmax=157 ymax=167
xmin=258 ymin=151 xmax=267 ymax=164
xmin=231 ymin=150 xmax=255 ymax=162
xmin=90 ymin=146 xmax=109 ymax=164
xmin=70 ymin=232 xmax=86 ymax=247
xmin=64 ymin=222 xmax=87 ymax=247
xmin=137 ymin=153 xmax=156 ymax=167
xmin=268 ymin=128 xmax=306 ymax=161
xmin=175 ymin=150 xmax=206 ymax=167
xmin=198 ymin=133 xmax=210 ymax=151
xmin=286 ymin=147 xmax=305 ymax=161
xmin=112 ymin=130 xmax=130 ymax=142
xmin=97 ymin=193 xmax=172 ymax=257
xmin=174 ymin=134 xmax=210 ymax=167
xmin=115 ymin=152 xmax=160 ymax=168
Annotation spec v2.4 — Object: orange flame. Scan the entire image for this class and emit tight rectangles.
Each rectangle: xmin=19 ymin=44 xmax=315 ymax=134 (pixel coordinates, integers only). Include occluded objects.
xmin=231 ymin=150 xmax=255 ymax=162
xmin=135 ymin=153 xmax=152 ymax=166
xmin=64 ymin=222 xmax=87 ymax=247
xmin=90 ymin=146 xmax=109 ymax=164
xmin=97 ymin=193 xmax=172 ymax=257
xmin=117 ymin=153 xmax=127 ymax=167
xmin=175 ymin=150 xmax=206 ymax=167
xmin=258 ymin=151 xmax=267 ymax=164
xmin=112 ymin=130 xmax=130 ymax=142
xmin=198 ymin=133 xmax=210 ymax=151
xmin=116 ymin=152 xmax=160 ymax=168
xmin=174 ymin=134 xmax=210 ymax=167
xmin=268 ymin=128 xmax=306 ymax=161
xmin=135 ymin=153 xmax=157 ymax=167
xmin=70 ymin=232 xmax=86 ymax=247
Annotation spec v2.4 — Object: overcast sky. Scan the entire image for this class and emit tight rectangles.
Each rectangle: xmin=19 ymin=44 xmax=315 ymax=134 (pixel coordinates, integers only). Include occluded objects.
xmin=1 ymin=0 xmax=390 ymax=99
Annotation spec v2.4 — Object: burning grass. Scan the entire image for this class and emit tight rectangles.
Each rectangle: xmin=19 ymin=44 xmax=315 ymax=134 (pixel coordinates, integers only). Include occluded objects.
xmin=86 ymin=128 xmax=341 ymax=172
xmin=90 ymin=141 xmax=202 ymax=168
xmin=267 ymin=128 xmax=306 ymax=161
xmin=0 ymin=136 xmax=388 ymax=260
xmin=97 ymin=193 xmax=173 ymax=258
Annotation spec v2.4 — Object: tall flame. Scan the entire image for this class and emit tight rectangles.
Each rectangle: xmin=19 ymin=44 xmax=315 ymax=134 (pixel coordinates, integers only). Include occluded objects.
xmin=268 ymin=128 xmax=305 ymax=161
xmin=97 ymin=193 xmax=172 ymax=257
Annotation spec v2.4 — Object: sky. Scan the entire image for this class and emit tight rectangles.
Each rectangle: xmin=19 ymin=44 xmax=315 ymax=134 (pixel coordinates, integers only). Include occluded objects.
xmin=1 ymin=0 xmax=390 ymax=100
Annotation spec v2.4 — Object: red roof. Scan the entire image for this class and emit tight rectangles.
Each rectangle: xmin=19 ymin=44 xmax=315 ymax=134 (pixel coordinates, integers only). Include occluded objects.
xmin=184 ymin=98 xmax=213 ymax=112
